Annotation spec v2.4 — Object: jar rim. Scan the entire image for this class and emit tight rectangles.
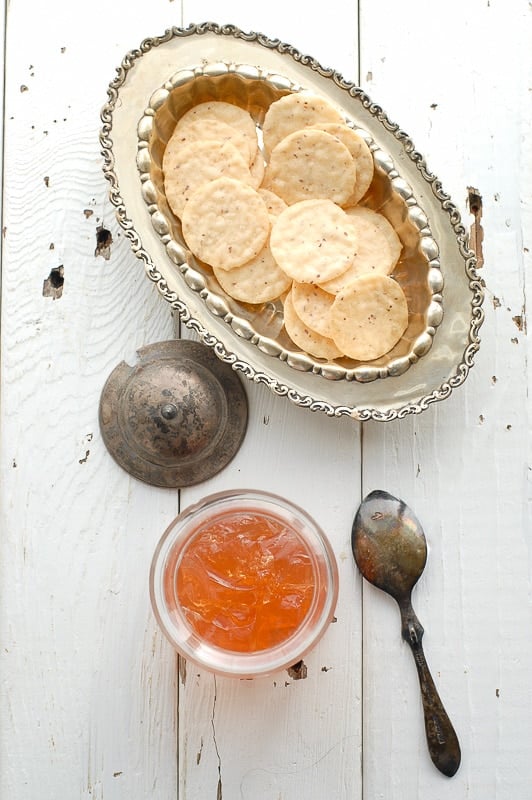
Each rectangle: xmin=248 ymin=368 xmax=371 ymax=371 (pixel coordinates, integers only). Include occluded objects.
xmin=150 ymin=489 xmax=339 ymax=678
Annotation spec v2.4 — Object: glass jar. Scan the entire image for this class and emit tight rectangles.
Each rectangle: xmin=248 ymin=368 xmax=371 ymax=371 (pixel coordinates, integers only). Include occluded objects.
xmin=150 ymin=489 xmax=339 ymax=678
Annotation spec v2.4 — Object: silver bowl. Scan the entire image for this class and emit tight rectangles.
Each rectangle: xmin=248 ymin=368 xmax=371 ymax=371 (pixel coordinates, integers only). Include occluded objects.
xmin=136 ymin=62 xmax=444 ymax=384
xmin=100 ymin=22 xmax=483 ymax=421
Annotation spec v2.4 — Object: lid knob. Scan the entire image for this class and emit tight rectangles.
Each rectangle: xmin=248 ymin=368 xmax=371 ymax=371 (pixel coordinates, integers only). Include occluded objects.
xmin=99 ymin=340 xmax=248 ymax=487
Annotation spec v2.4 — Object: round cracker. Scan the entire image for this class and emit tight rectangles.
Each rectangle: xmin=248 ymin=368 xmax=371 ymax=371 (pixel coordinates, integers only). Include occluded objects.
xmin=330 ymin=274 xmax=408 ymax=361
xmin=309 ymin=123 xmax=374 ymax=206
xmin=262 ymin=91 xmax=345 ymax=157
xmin=248 ymin=149 xmax=266 ymax=189
xmin=257 ymin=188 xmax=288 ymax=217
xmin=346 ymin=206 xmax=403 ymax=265
xmin=318 ymin=209 xmax=396 ymax=293
xmin=163 ymin=139 xmax=254 ymax=219
xmin=291 ymin=282 xmax=336 ymax=338
xmin=174 ymin=101 xmax=258 ymax=163
xmin=270 ymin=199 xmax=358 ymax=284
xmin=213 ymin=238 xmax=291 ymax=304
xmin=345 ymin=132 xmax=374 ymax=206
xmin=264 ymin=128 xmax=356 ymax=206
xmin=163 ymin=117 xmax=253 ymax=167
xmin=181 ymin=177 xmax=270 ymax=270
xmin=283 ymin=289 xmax=343 ymax=360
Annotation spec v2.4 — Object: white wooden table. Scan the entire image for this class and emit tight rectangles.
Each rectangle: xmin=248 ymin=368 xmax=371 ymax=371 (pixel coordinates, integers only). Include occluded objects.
xmin=1 ymin=1 xmax=530 ymax=798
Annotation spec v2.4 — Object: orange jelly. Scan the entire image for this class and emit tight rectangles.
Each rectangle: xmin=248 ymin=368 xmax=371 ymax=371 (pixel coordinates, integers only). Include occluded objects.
xmin=166 ymin=510 xmax=315 ymax=653
xmin=151 ymin=490 xmax=338 ymax=677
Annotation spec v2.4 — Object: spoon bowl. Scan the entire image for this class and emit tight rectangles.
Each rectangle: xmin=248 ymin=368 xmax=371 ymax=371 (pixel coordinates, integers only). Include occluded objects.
xmin=352 ymin=489 xmax=427 ymax=600
xmin=352 ymin=489 xmax=461 ymax=778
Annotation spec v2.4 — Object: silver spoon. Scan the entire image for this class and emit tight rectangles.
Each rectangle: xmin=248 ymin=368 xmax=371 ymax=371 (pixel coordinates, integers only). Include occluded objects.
xmin=352 ymin=489 xmax=461 ymax=777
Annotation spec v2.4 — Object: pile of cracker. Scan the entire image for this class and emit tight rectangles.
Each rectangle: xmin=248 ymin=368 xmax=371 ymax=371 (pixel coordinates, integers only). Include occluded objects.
xmin=162 ymin=91 xmax=408 ymax=362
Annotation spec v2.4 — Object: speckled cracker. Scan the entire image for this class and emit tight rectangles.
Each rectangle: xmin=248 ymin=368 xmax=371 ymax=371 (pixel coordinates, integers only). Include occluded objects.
xmin=318 ymin=208 xmax=396 ymax=293
xmin=248 ymin=150 xmax=266 ymax=189
xmin=291 ymin=282 xmax=336 ymax=338
xmin=262 ymin=92 xmax=345 ymax=157
xmin=330 ymin=274 xmax=408 ymax=361
xmin=346 ymin=206 xmax=402 ymax=266
xmin=213 ymin=235 xmax=291 ymax=304
xmin=283 ymin=288 xmax=343 ymax=360
xmin=264 ymin=128 xmax=356 ymax=206
xmin=181 ymin=177 xmax=270 ymax=270
xmin=257 ymin=188 xmax=288 ymax=217
xmin=173 ymin=101 xmax=258 ymax=164
xmin=309 ymin=123 xmax=374 ymax=206
xmin=269 ymin=199 xmax=358 ymax=284
xmin=345 ymin=132 xmax=374 ymax=206
xmin=163 ymin=139 xmax=254 ymax=219
xmin=163 ymin=117 xmax=253 ymax=168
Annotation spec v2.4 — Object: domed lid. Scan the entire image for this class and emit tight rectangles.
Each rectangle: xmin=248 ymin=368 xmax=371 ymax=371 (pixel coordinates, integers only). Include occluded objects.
xmin=99 ymin=340 xmax=248 ymax=487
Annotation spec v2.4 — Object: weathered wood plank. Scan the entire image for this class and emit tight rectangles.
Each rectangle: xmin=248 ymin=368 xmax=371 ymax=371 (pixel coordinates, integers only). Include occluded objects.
xmin=1 ymin=1 xmax=529 ymax=799
xmin=0 ymin=3 xmax=187 ymax=798
xmin=174 ymin=5 xmax=363 ymax=798
xmin=359 ymin=0 xmax=531 ymax=796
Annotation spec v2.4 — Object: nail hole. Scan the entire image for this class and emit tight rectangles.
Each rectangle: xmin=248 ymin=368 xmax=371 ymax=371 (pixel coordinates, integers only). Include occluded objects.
xmin=42 ymin=265 xmax=64 ymax=299
xmin=95 ymin=225 xmax=113 ymax=259
xmin=467 ymin=186 xmax=484 ymax=268
xmin=287 ymin=660 xmax=307 ymax=680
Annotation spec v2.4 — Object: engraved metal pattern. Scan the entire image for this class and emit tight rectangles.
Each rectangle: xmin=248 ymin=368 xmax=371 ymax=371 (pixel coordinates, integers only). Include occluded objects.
xmin=99 ymin=340 xmax=248 ymax=487
xmin=99 ymin=22 xmax=484 ymax=422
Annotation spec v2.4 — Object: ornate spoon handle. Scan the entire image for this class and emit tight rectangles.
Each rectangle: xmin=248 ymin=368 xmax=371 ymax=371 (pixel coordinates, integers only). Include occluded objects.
xmin=400 ymin=601 xmax=461 ymax=777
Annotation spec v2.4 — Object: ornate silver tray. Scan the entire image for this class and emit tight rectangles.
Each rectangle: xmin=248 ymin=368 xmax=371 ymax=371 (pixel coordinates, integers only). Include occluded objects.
xmin=136 ymin=63 xmax=444 ymax=384
xmin=100 ymin=22 xmax=484 ymax=421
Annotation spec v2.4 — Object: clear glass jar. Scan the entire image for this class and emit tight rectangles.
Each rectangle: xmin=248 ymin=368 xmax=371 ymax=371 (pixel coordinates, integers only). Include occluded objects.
xmin=150 ymin=489 xmax=339 ymax=678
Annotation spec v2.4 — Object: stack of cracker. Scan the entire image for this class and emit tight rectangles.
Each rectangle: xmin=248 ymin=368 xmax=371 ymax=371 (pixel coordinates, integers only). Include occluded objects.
xmin=162 ymin=92 xmax=408 ymax=363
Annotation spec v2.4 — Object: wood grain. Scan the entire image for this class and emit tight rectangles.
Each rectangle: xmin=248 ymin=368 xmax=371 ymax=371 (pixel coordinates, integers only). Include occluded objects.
xmin=1 ymin=1 xmax=530 ymax=798
xmin=1 ymin=3 xmax=184 ymax=798
xmin=359 ymin=0 xmax=531 ymax=796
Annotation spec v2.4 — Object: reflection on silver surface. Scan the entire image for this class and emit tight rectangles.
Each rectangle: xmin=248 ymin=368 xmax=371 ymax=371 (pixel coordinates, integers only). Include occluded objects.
xmin=137 ymin=62 xmax=444 ymax=384
xmin=100 ymin=22 xmax=484 ymax=421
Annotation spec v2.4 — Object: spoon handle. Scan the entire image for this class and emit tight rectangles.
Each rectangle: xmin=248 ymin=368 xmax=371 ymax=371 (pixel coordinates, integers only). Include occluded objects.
xmin=399 ymin=602 xmax=461 ymax=777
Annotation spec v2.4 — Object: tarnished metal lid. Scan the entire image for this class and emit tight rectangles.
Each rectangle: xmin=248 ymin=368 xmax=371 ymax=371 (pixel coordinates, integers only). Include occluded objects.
xmin=99 ymin=340 xmax=248 ymax=487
